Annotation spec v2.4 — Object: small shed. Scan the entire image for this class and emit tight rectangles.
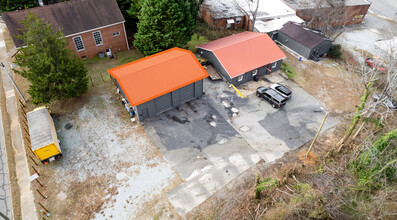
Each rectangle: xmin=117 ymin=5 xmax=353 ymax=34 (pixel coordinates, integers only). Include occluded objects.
xmin=107 ymin=48 xmax=209 ymax=121
xmin=277 ymin=22 xmax=332 ymax=61
xmin=196 ymin=31 xmax=286 ymax=86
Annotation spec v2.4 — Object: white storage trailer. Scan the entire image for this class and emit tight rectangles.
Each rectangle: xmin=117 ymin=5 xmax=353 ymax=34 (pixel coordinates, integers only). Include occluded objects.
xmin=27 ymin=107 xmax=62 ymax=164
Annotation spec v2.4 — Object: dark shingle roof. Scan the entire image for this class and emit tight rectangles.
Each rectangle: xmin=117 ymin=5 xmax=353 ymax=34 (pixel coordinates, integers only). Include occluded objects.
xmin=279 ymin=21 xmax=330 ymax=49
xmin=2 ymin=0 xmax=125 ymax=47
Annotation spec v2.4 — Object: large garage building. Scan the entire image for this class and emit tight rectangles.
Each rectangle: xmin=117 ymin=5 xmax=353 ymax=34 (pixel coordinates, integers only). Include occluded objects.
xmin=107 ymin=48 xmax=209 ymax=121
xmin=197 ymin=31 xmax=286 ymax=87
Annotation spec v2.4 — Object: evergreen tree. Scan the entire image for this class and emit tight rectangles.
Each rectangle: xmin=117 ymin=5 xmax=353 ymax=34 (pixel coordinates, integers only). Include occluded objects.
xmin=134 ymin=0 xmax=195 ymax=56
xmin=186 ymin=0 xmax=203 ymax=25
xmin=126 ymin=0 xmax=144 ymax=19
xmin=15 ymin=13 xmax=88 ymax=104
xmin=0 ymin=0 xmax=39 ymax=12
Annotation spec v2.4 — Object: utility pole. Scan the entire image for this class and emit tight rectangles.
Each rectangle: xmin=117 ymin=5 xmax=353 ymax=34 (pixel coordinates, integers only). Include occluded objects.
xmin=0 ymin=62 xmax=26 ymax=102
xmin=305 ymin=111 xmax=329 ymax=157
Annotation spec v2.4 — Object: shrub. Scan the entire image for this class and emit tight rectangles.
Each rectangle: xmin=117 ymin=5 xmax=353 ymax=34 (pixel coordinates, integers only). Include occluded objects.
xmin=281 ymin=62 xmax=297 ymax=78
xmin=350 ymin=128 xmax=397 ymax=189
xmin=255 ymin=175 xmax=278 ymax=199
xmin=328 ymin=44 xmax=342 ymax=59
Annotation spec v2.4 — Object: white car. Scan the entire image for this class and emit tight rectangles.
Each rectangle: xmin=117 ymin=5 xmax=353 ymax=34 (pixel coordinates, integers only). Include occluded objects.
xmin=270 ymin=83 xmax=292 ymax=99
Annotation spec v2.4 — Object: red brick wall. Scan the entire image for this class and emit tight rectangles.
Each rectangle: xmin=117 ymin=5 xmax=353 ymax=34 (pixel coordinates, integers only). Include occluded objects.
xmin=200 ymin=6 xmax=245 ymax=29
xmin=296 ymin=4 xmax=370 ymax=28
xmin=66 ymin=23 xmax=128 ymax=59
xmin=343 ymin=5 xmax=371 ymax=25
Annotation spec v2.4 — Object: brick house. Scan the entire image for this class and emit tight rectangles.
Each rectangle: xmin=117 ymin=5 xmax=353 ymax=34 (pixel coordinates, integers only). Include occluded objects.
xmin=200 ymin=0 xmax=303 ymax=33
xmin=283 ymin=0 xmax=371 ymax=28
xmin=2 ymin=0 xmax=129 ymax=59
xmin=200 ymin=1 xmax=247 ymax=29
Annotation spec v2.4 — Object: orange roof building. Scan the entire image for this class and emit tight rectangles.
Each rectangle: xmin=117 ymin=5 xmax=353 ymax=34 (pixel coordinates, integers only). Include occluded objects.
xmin=107 ymin=48 xmax=209 ymax=121
xmin=197 ymin=31 xmax=286 ymax=86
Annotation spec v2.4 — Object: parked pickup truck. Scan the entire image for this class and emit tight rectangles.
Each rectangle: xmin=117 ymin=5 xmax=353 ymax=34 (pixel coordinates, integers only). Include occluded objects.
xmin=27 ymin=107 xmax=62 ymax=164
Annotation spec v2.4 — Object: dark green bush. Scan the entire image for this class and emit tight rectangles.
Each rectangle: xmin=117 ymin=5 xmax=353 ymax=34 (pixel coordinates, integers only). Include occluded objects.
xmin=328 ymin=44 xmax=342 ymax=59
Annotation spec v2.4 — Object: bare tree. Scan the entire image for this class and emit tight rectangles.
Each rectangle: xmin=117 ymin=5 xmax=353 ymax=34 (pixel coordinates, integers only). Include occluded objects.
xmin=297 ymin=0 xmax=349 ymax=37
xmin=233 ymin=0 xmax=260 ymax=31
xmin=336 ymin=37 xmax=397 ymax=151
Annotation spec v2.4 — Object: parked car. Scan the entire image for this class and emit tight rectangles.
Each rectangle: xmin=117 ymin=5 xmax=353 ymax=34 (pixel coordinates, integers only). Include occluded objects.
xmin=365 ymin=58 xmax=385 ymax=72
xmin=270 ymin=83 xmax=292 ymax=99
xmin=373 ymin=93 xmax=397 ymax=110
xmin=256 ymin=87 xmax=287 ymax=108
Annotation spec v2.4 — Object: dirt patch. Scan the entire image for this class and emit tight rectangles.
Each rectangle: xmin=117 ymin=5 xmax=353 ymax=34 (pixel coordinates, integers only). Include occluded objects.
xmin=282 ymin=48 xmax=361 ymax=115
xmin=298 ymin=151 xmax=318 ymax=165
xmin=16 ymin=82 xmax=178 ymax=219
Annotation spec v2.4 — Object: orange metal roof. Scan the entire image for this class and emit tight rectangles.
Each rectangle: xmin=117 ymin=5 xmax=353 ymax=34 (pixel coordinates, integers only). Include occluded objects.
xmin=197 ymin=31 xmax=286 ymax=78
xmin=107 ymin=48 xmax=209 ymax=107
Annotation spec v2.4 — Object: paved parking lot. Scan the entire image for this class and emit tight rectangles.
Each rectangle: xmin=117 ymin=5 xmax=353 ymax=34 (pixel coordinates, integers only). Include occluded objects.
xmin=143 ymin=72 xmax=339 ymax=215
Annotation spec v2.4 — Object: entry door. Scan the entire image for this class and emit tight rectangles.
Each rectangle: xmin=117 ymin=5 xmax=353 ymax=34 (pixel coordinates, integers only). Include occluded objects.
xmin=140 ymin=108 xmax=149 ymax=120
xmin=266 ymin=64 xmax=272 ymax=74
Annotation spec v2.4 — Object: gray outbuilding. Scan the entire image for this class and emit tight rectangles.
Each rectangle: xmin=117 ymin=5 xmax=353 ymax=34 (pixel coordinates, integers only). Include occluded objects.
xmin=107 ymin=48 xmax=209 ymax=121
xmin=277 ymin=21 xmax=332 ymax=61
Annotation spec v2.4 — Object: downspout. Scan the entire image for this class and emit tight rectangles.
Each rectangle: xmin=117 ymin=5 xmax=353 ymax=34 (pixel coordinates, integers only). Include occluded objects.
xmin=122 ymin=22 xmax=130 ymax=50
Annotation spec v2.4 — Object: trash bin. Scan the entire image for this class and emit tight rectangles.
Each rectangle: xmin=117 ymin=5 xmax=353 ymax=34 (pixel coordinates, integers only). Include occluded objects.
xmin=99 ymin=52 xmax=105 ymax=59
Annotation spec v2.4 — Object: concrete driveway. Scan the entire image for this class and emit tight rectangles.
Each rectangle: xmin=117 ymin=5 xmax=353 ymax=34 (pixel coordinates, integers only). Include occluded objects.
xmin=143 ymin=72 xmax=339 ymax=215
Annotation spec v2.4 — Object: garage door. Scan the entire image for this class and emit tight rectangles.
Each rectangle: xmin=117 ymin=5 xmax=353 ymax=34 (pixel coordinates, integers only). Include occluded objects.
xmin=179 ymin=84 xmax=194 ymax=103
xmin=155 ymin=93 xmax=173 ymax=113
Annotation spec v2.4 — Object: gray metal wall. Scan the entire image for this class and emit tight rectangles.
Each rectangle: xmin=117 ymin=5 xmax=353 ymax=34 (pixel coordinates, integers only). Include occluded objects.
xmin=311 ymin=40 xmax=332 ymax=58
xmin=198 ymin=48 xmax=282 ymax=87
xmin=198 ymin=48 xmax=230 ymax=81
xmin=135 ymin=80 xmax=204 ymax=121
xmin=115 ymin=79 xmax=129 ymax=102
xmin=277 ymin=32 xmax=311 ymax=59
xmin=229 ymin=60 xmax=282 ymax=86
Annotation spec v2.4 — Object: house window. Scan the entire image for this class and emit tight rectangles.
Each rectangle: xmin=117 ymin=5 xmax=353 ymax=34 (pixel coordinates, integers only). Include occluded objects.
xmin=237 ymin=75 xmax=243 ymax=82
xmin=93 ymin=31 xmax=103 ymax=46
xmin=252 ymin=69 xmax=258 ymax=76
xmin=227 ymin=19 xmax=235 ymax=28
xmin=113 ymin=31 xmax=120 ymax=37
xmin=73 ymin=36 xmax=85 ymax=51
xmin=236 ymin=17 xmax=241 ymax=24
xmin=272 ymin=62 xmax=277 ymax=68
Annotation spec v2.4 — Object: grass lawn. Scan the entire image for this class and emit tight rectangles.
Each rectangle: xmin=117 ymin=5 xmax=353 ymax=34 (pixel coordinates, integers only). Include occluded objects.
xmin=281 ymin=62 xmax=297 ymax=79
xmin=13 ymin=49 xmax=143 ymax=114
xmin=186 ymin=33 xmax=209 ymax=53
xmin=83 ymin=49 xmax=143 ymax=85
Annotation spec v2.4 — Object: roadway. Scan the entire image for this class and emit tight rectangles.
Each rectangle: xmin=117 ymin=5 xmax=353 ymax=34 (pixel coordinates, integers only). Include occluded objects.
xmin=369 ymin=0 xmax=397 ymax=20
